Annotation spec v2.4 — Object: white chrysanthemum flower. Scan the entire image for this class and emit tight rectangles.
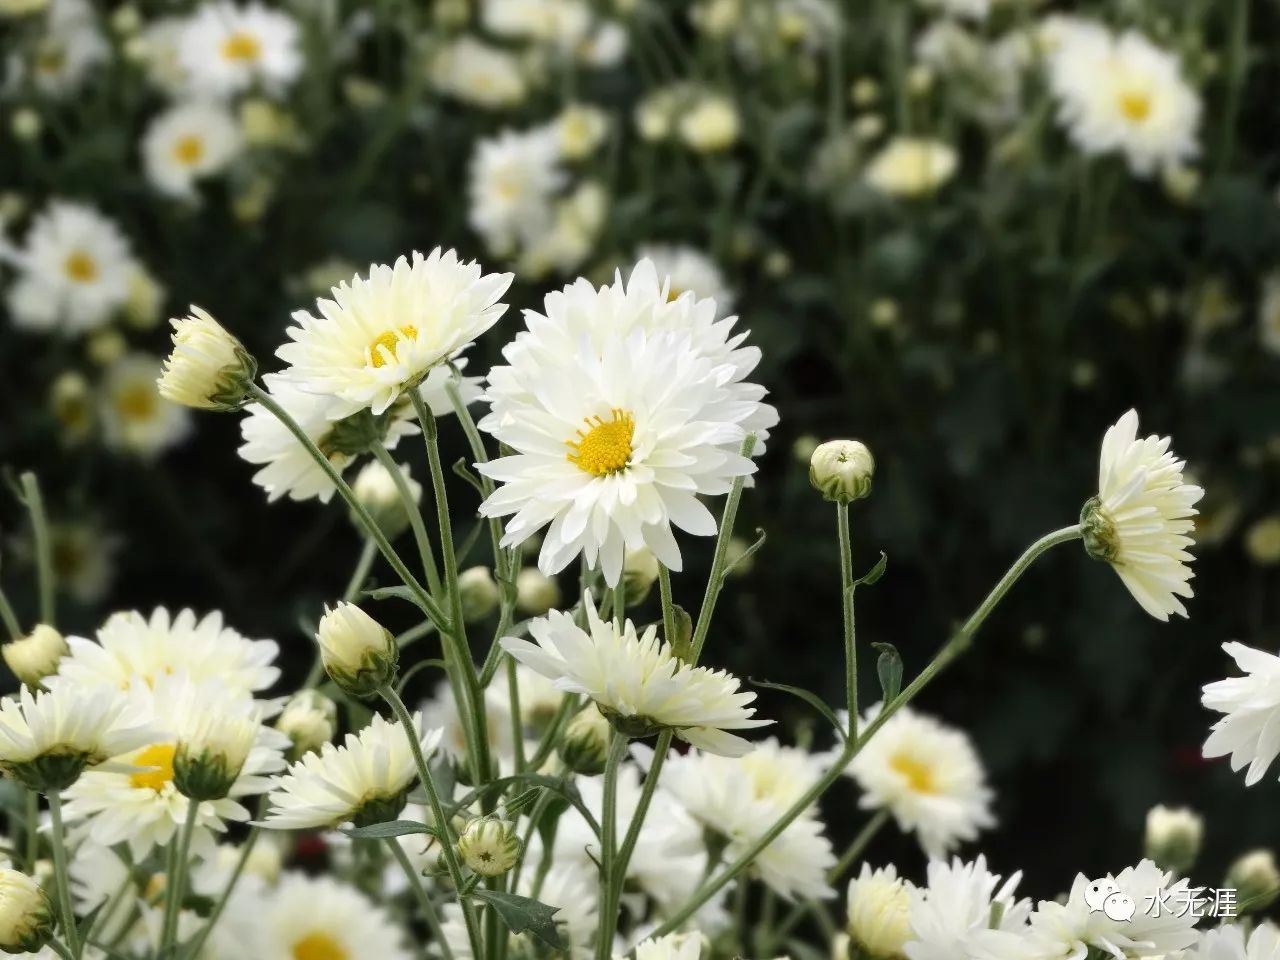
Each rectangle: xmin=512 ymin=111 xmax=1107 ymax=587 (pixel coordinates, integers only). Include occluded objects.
xmin=131 ymin=15 xmax=191 ymax=96
xmin=1201 ymin=642 xmax=1280 ymax=785
xmin=865 ymin=137 xmax=958 ymax=197
xmin=1083 ymin=409 xmax=1203 ymax=621
xmin=141 ymin=100 xmax=243 ymax=199
xmin=906 ymin=856 xmax=1032 ymax=960
xmin=4 ymin=200 xmax=135 ymax=334
xmin=843 ymin=705 xmax=995 ymax=858
xmin=468 ymin=127 xmax=565 ymax=258
xmin=13 ymin=0 xmax=106 ymax=96
xmin=1192 ymin=922 xmax=1280 ymax=960
xmin=158 ymin=306 xmax=255 ymax=410
xmin=1259 ymin=272 xmax=1280 ymax=355
xmin=176 ymin=1 xmax=301 ymax=99
xmin=632 ymin=933 xmax=704 ymax=960
xmin=554 ymin=104 xmax=610 ymax=160
xmin=678 ymin=94 xmax=740 ymax=153
xmin=430 ymin=35 xmax=528 ymax=109
xmin=1048 ymin=28 xmax=1200 ymax=176
xmin=651 ymin=743 xmax=836 ymax=901
xmin=846 ymin=864 xmax=915 ymax=960
xmin=478 ymin=263 xmax=776 ymax=583
xmin=502 ymin=598 xmax=769 ymax=755
xmin=45 ymin=520 xmax=118 ymax=604
xmin=100 ymin=353 xmax=194 ymax=458
xmin=61 ymin=675 xmax=287 ymax=858
xmin=247 ymin=872 xmax=411 ymax=960
xmin=276 ymin=249 xmax=512 ymax=419
xmin=1022 ymin=861 xmax=1200 ymax=960
xmin=515 ymin=180 xmax=609 ymax=279
xmin=0 ymin=684 xmax=154 ymax=791
xmin=635 ymin=245 xmax=734 ymax=314
xmin=259 ymin=711 xmax=442 ymax=829
xmin=55 ymin=607 xmax=279 ymax=697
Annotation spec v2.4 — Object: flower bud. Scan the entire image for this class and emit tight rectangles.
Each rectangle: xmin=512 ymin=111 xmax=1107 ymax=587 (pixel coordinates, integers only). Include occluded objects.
xmin=275 ymin=690 xmax=337 ymax=758
xmin=458 ymin=567 xmax=500 ymax=622
xmin=49 ymin=372 xmax=92 ymax=443
xmin=157 ymin=307 xmax=257 ymax=411
xmin=456 ymin=818 xmax=521 ymax=877
xmin=1143 ymin=805 xmax=1202 ymax=875
xmin=1225 ymin=849 xmax=1280 ymax=913
xmin=351 ymin=460 xmax=420 ymax=540
xmin=2 ymin=625 xmax=66 ymax=689
xmin=622 ymin=548 xmax=660 ymax=606
xmin=515 ymin=569 xmax=561 ymax=616
xmin=86 ymin=329 xmax=126 ymax=366
xmin=315 ymin=602 xmax=399 ymax=697
xmin=10 ymin=108 xmax=40 ymax=142
xmin=0 ymin=869 xmax=54 ymax=954
xmin=174 ymin=714 xmax=257 ymax=801
xmin=845 ymin=864 xmax=912 ymax=960
xmin=559 ymin=705 xmax=611 ymax=776
xmin=678 ymin=95 xmax=740 ymax=154
xmin=123 ymin=267 xmax=164 ymax=330
xmin=1245 ymin=515 xmax=1280 ymax=566
xmin=810 ymin=440 xmax=875 ymax=504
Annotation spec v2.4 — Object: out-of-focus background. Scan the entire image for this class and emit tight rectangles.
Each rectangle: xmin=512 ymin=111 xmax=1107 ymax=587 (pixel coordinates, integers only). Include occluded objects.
xmin=1 ymin=0 xmax=1278 ymax=891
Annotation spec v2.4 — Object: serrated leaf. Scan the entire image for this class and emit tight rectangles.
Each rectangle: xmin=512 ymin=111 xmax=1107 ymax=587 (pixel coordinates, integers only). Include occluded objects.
xmin=871 ymin=643 xmax=903 ymax=702
xmin=471 ymin=889 xmax=563 ymax=948
xmin=750 ymin=678 xmax=846 ymax=741
xmin=341 ymin=820 xmax=437 ymax=840
xmin=856 ymin=552 xmax=888 ymax=587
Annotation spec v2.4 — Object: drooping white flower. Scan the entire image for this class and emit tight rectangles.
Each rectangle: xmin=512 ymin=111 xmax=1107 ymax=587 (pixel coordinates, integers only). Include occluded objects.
xmin=176 ymin=1 xmax=302 ymax=99
xmin=843 ymin=705 xmax=995 ymax=858
xmin=865 ymin=137 xmax=958 ymax=197
xmin=100 ymin=353 xmax=194 ymax=459
xmin=1048 ymin=27 xmax=1200 ymax=176
xmin=4 ymin=201 xmax=135 ymax=334
xmin=259 ymin=711 xmax=442 ymax=829
xmin=1082 ymin=409 xmax=1203 ymax=621
xmin=246 ymin=872 xmax=411 ymax=960
xmin=502 ymin=598 xmax=769 ymax=755
xmin=1202 ymin=642 xmax=1280 ymax=786
xmin=634 ymin=245 xmax=734 ymax=314
xmin=276 ymin=249 xmax=512 ymax=419
xmin=478 ymin=261 xmax=776 ymax=583
xmin=141 ymin=100 xmax=243 ymax=199
xmin=906 ymin=856 xmax=1032 ymax=960
xmin=55 ymin=606 xmax=280 ymax=697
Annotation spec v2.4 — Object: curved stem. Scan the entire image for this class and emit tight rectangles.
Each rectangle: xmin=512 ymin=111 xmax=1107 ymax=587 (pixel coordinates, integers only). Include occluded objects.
xmin=47 ymin=793 xmax=79 ymax=958
xmin=387 ymin=838 xmax=455 ymax=960
xmin=378 ymin=684 xmax=483 ymax=959
xmin=644 ymin=525 xmax=1082 ymax=940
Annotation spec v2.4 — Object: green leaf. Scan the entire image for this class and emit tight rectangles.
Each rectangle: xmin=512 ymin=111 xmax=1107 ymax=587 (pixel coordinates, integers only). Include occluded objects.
xmin=364 ymin=584 xmax=431 ymax=612
xmin=871 ymin=643 xmax=903 ymax=702
xmin=749 ymin=678 xmax=846 ymax=741
xmin=341 ymin=820 xmax=437 ymax=840
xmin=668 ymin=604 xmax=694 ymax=662
xmin=856 ymin=552 xmax=888 ymax=587
xmin=471 ymin=889 xmax=563 ymax=948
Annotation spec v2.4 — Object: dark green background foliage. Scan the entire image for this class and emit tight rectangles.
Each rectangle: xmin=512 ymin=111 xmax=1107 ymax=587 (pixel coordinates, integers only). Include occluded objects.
xmin=1 ymin=0 xmax=1279 ymax=897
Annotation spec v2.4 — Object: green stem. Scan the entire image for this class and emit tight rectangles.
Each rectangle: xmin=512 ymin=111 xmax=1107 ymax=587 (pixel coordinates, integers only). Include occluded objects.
xmin=20 ymin=472 xmax=55 ymax=625
xmin=594 ymin=733 xmax=629 ymax=960
xmin=836 ymin=503 xmax=858 ymax=736
xmin=506 ymin=657 xmax=526 ymax=774
xmin=645 ymin=525 xmax=1082 ymax=940
xmin=828 ymin=809 xmax=890 ymax=882
xmin=161 ymin=798 xmax=199 ymax=955
xmin=371 ymin=441 xmax=442 ymax=597
xmin=183 ymin=829 xmax=259 ymax=960
xmin=1215 ymin=0 xmax=1249 ymax=177
xmin=0 ymin=586 xmax=21 ymax=642
xmin=344 ymin=537 xmax=379 ymax=603
xmin=47 ymin=793 xmax=79 ymax=958
xmin=689 ymin=435 xmax=757 ymax=665
xmin=378 ymin=684 xmax=484 ymax=959
xmin=387 ymin=838 xmax=455 ymax=960
xmin=23 ymin=789 xmax=37 ymax=871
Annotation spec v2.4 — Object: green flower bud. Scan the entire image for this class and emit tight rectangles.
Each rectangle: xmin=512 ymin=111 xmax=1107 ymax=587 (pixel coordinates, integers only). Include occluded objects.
xmin=1143 ymin=805 xmax=1202 ymax=875
xmin=350 ymin=460 xmax=421 ymax=540
xmin=559 ymin=705 xmax=611 ymax=776
xmin=458 ymin=567 xmax=501 ymax=622
xmin=810 ymin=440 xmax=875 ymax=503
xmin=456 ymin=818 xmax=521 ymax=877
xmin=1225 ymin=849 xmax=1280 ymax=913
xmin=315 ymin=603 xmax=398 ymax=698
xmin=157 ymin=308 xmax=258 ymax=412
xmin=621 ymin=548 xmax=659 ymax=606
xmin=0 ymin=869 xmax=54 ymax=955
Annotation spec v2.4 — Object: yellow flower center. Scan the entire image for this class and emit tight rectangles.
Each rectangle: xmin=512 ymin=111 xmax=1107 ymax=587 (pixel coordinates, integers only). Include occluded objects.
xmin=172 ymin=134 xmax=205 ymax=166
xmin=292 ymin=932 xmax=348 ymax=960
xmin=888 ymin=752 xmax=936 ymax=794
xmin=221 ymin=31 xmax=262 ymax=63
xmin=115 ymin=384 xmax=158 ymax=422
xmin=63 ymin=251 xmax=98 ymax=283
xmin=1118 ymin=90 xmax=1152 ymax=123
xmin=666 ymin=286 xmax=683 ymax=303
xmin=369 ymin=325 xmax=418 ymax=368
xmin=566 ymin=409 xmax=635 ymax=477
xmin=129 ymin=743 xmax=177 ymax=791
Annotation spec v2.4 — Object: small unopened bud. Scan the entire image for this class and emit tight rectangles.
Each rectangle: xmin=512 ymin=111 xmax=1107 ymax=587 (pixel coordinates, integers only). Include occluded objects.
xmin=10 ymin=108 xmax=40 ymax=142
xmin=275 ymin=690 xmax=336 ymax=758
xmin=351 ymin=460 xmax=421 ymax=540
xmin=622 ymin=548 xmax=659 ymax=606
xmin=1245 ymin=515 xmax=1280 ymax=566
xmin=1162 ymin=165 xmax=1200 ymax=205
xmin=850 ymin=77 xmax=880 ymax=107
xmin=1225 ymin=849 xmax=1280 ymax=913
xmin=458 ymin=567 xmax=501 ymax=622
xmin=810 ymin=440 xmax=875 ymax=503
xmin=86 ymin=329 xmax=126 ymax=366
xmin=316 ymin=602 xmax=398 ymax=697
xmin=845 ymin=864 xmax=912 ymax=960
xmin=157 ymin=307 xmax=257 ymax=411
xmin=174 ymin=714 xmax=257 ymax=801
xmin=49 ymin=372 xmax=92 ymax=443
xmin=792 ymin=434 xmax=819 ymax=464
xmin=456 ymin=818 xmax=521 ymax=877
xmin=2 ymin=625 xmax=66 ymax=689
xmin=559 ymin=705 xmax=611 ymax=775
xmin=0 ymin=869 xmax=54 ymax=954
xmin=1143 ymin=805 xmax=1202 ymax=875
xmin=515 ymin=569 xmax=561 ymax=616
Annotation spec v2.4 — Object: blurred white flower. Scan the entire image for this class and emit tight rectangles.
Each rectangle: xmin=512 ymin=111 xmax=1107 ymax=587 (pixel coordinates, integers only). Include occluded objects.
xmin=635 ymin=244 xmax=734 ymax=314
xmin=430 ymin=35 xmax=528 ymax=108
xmin=678 ymin=94 xmax=740 ymax=153
xmin=865 ymin=137 xmax=958 ymax=197
xmin=177 ymin=1 xmax=301 ymax=99
xmin=468 ymin=126 xmax=565 ymax=258
xmin=246 ymin=872 xmax=411 ymax=960
xmin=142 ymin=100 xmax=243 ymax=199
xmin=100 ymin=353 xmax=194 ymax=459
xmin=906 ymin=856 xmax=1032 ymax=960
xmin=1191 ymin=923 xmax=1280 ymax=960
xmin=12 ymin=0 xmax=106 ymax=96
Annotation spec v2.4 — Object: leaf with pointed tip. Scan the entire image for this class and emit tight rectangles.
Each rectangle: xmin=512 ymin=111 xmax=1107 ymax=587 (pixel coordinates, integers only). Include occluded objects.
xmin=750 ymin=678 xmax=846 ymax=741
xmin=856 ymin=552 xmax=888 ymax=587
xmin=341 ymin=820 xmax=437 ymax=840
xmin=871 ymin=642 xmax=903 ymax=702
xmin=669 ymin=604 xmax=694 ymax=662
xmin=470 ymin=889 xmax=563 ymax=948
